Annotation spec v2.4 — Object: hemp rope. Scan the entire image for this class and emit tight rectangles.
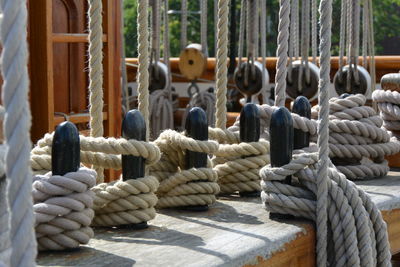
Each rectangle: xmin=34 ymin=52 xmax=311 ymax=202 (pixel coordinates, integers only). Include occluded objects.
xmin=182 ymin=91 xmax=217 ymax=128
xmin=150 ymin=130 xmax=220 ymax=208
xmin=149 ymin=0 xmax=174 ymax=139
xmin=274 ymin=0 xmax=290 ymax=107
xmin=88 ymin=0 xmax=105 ymax=182
xmin=137 ymin=0 xmax=151 ymax=141
xmin=30 ymin=134 xmax=162 ymax=227
xmin=231 ymin=94 xmax=400 ymax=180
xmin=372 ymin=90 xmax=400 ymax=132
xmin=260 ymin=151 xmax=392 ymax=267
xmin=209 ymin=129 xmax=270 ymax=194
xmin=0 ymin=0 xmax=37 ymax=265
xmin=0 ymin=144 xmax=10 ymax=265
xmin=33 ymin=168 xmax=97 ymax=251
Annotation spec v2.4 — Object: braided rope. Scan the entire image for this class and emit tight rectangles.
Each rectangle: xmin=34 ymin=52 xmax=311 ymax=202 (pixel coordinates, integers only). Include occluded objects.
xmin=33 ymin=168 xmax=96 ymax=251
xmin=150 ymin=130 xmax=220 ymax=208
xmin=88 ymin=0 xmax=105 ymax=182
xmin=215 ymin=0 xmax=229 ymax=129
xmin=260 ymin=152 xmax=391 ymax=266
xmin=0 ymin=0 xmax=37 ymax=265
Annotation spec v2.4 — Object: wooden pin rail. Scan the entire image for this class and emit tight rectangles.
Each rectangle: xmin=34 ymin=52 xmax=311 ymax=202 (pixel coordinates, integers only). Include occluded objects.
xmin=52 ymin=33 xmax=108 ymax=43
xmin=126 ymin=56 xmax=400 ymax=83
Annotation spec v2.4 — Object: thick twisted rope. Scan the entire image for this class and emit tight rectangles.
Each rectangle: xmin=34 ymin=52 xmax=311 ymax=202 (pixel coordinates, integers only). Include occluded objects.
xmin=137 ymin=0 xmax=150 ymax=141
xmin=150 ymin=130 xmax=220 ymax=208
xmin=274 ymin=0 xmax=290 ymax=107
xmin=30 ymin=134 xmax=161 ymax=176
xmin=316 ymin=0 xmax=332 ymax=263
xmin=0 ymin=0 xmax=37 ymax=265
xmin=260 ymin=151 xmax=391 ymax=267
xmin=215 ymin=0 xmax=229 ymax=129
xmin=88 ymin=0 xmax=105 ymax=182
xmin=209 ymin=129 xmax=270 ymax=194
xmin=33 ymin=168 xmax=97 ymax=251
xmin=373 ymin=89 xmax=400 ymax=131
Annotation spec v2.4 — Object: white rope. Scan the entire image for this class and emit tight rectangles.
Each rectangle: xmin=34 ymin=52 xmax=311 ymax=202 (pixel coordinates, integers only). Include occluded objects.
xmin=274 ymin=0 xmax=290 ymax=107
xmin=180 ymin=0 xmax=188 ymax=50
xmin=33 ymin=168 xmax=97 ymax=251
xmin=137 ymin=0 xmax=150 ymax=141
xmin=0 ymin=0 xmax=37 ymax=264
xmin=200 ymin=0 xmax=209 ymax=56
xmin=0 ymin=145 xmax=10 ymax=265
xmin=88 ymin=0 xmax=105 ymax=182
xmin=215 ymin=0 xmax=230 ymax=129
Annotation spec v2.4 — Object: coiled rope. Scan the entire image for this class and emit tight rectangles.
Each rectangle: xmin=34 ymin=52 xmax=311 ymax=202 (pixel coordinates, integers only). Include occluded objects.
xmin=150 ymin=130 xmax=219 ymax=208
xmin=0 ymin=0 xmax=37 ymax=265
xmin=373 ymin=89 xmax=400 ymax=133
xmin=33 ymin=168 xmax=97 ymax=250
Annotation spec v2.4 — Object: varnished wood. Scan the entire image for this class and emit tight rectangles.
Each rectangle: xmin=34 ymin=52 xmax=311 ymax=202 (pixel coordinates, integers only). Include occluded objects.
xmin=29 ymin=0 xmax=55 ymax=142
xmin=126 ymin=56 xmax=400 ymax=83
xmin=174 ymin=109 xmax=239 ymax=127
xmin=52 ymin=33 xmax=107 ymax=43
xmin=53 ymin=112 xmax=108 ymax=125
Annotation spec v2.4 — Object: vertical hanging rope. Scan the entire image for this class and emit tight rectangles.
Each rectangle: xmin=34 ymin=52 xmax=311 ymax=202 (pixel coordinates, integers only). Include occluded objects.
xmin=180 ymin=0 xmax=188 ymax=50
xmin=238 ymin=0 xmax=246 ymax=67
xmin=0 ymin=0 xmax=37 ymax=265
xmin=274 ymin=0 xmax=290 ymax=107
xmin=215 ymin=0 xmax=230 ymax=129
xmin=88 ymin=0 xmax=104 ymax=182
xmin=120 ymin=0 xmax=130 ymax=113
xmin=201 ymin=0 xmax=208 ymax=56
xmin=137 ymin=0 xmax=150 ymax=141
xmin=316 ymin=0 xmax=332 ymax=265
xmin=338 ymin=0 xmax=347 ymax=71
xmin=367 ymin=0 xmax=376 ymax=93
xmin=311 ymin=0 xmax=317 ymax=64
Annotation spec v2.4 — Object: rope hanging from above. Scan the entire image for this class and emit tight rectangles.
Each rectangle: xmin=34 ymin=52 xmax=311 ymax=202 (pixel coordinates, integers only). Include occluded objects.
xmin=0 ymin=0 xmax=37 ymax=265
xmin=88 ymin=0 xmax=105 ymax=182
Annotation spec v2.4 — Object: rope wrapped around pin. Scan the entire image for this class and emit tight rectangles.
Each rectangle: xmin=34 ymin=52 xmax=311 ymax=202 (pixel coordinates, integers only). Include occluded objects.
xmin=260 ymin=110 xmax=391 ymax=267
xmin=230 ymin=94 xmax=400 ymax=180
xmin=150 ymin=108 xmax=219 ymax=210
xmin=32 ymin=122 xmax=97 ymax=251
xmin=90 ymin=110 xmax=160 ymax=228
xmin=372 ymin=73 xmax=400 ymax=133
xmin=210 ymin=103 xmax=270 ymax=195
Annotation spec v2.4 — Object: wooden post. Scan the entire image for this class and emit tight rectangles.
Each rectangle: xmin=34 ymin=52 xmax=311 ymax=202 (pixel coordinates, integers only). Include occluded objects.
xmin=292 ymin=96 xmax=311 ymax=149
xmin=239 ymin=103 xmax=260 ymax=197
xmin=52 ymin=121 xmax=80 ymax=176
xmin=121 ymin=109 xmax=148 ymax=229
xmin=184 ymin=107 xmax=209 ymax=211
xmin=269 ymin=107 xmax=294 ymax=219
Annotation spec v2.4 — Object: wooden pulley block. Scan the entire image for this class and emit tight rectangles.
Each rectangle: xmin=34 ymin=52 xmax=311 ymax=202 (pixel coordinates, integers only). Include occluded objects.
xmin=178 ymin=43 xmax=207 ymax=81
xmin=149 ymin=61 xmax=171 ymax=93
xmin=333 ymin=65 xmax=371 ymax=96
xmin=234 ymin=61 xmax=264 ymax=103
xmin=286 ymin=60 xmax=319 ymax=100
xmin=381 ymin=73 xmax=400 ymax=91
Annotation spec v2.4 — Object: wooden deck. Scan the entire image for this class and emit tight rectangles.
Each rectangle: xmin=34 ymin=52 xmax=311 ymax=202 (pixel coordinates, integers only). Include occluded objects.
xmin=37 ymin=171 xmax=400 ymax=267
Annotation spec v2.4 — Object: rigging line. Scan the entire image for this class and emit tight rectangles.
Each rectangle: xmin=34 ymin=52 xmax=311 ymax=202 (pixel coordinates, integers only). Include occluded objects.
xmin=200 ymin=0 xmax=209 ymax=57
xmin=120 ymin=0 xmax=130 ymax=111
xmin=338 ymin=0 xmax=347 ymax=72
xmin=362 ymin=0 xmax=368 ymax=69
xmin=238 ymin=0 xmax=246 ymax=68
xmin=367 ymin=0 xmax=376 ymax=93
xmin=180 ymin=0 xmax=188 ymax=50
xmin=163 ymin=0 xmax=173 ymax=100
xmin=260 ymin=0 xmax=269 ymax=104
xmin=288 ymin=0 xmax=297 ymax=83
xmin=311 ymin=0 xmax=317 ymax=64
xmin=151 ymin=0 xmax=161 ymax=79
xmin=228 ymin=0 xmax=238 ymax=76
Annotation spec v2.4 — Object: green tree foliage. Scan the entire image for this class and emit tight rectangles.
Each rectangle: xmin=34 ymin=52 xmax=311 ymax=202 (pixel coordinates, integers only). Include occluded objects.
xmin=123 ymin=0 xmax=400 ymax=58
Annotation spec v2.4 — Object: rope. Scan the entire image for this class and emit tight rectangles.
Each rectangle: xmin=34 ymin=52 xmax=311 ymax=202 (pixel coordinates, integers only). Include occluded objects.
xmin=274 ymin=0 xmax=290 ymax=106
xmin=260 ymin=151 xmax=391 ymax=266
xmin=215 ymin=0 xmax=230 ymax=129
xmin=180 ymin=0 xmax=188 ymax=50
xmin=120 ymin=0 xmax=130 ymax=113
xmin=316 ymin=0 xmax=332 ymax=263
xmin=200 ymin=0 xmax=208 ymax=56
xmin=150 ymin=130 xmax=220 ymax=208
xmin=30 ymin=133 xmax=162 ymax=174
xmin=0 ymin=145 xmax=10 ymax=265
xmin=88 ymin=0 xmax=105 ymax=181
xmin=373 ymin=90 xmax=400 ymax=132
xmin=210 ymin=129 xmax=270 ymax=194
xmin=0 ymin=0 xmax=37 ymax=265
xmin=182 ymin=91 xmax=216 ymax=128
xmin=311 ymin=0 xmax=317 ymax=64
xmin=33 ymin=168 xmax=97 ymax=251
